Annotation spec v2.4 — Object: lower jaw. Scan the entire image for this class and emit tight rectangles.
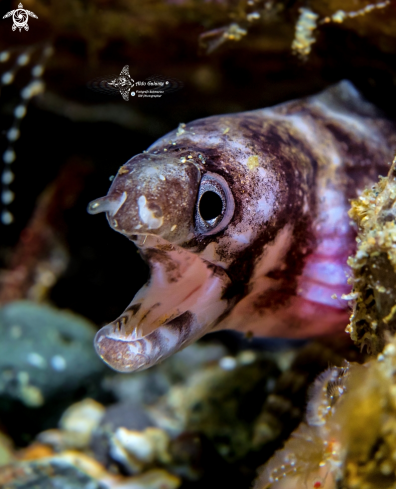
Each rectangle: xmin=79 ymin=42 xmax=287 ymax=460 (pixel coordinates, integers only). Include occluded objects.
xmin=94 ymin=311 xmax=199 ymax=373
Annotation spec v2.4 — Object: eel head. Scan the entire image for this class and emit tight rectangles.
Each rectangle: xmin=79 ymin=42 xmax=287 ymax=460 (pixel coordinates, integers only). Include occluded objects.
xmin=88 ymin=153 xmax=233 ymax=372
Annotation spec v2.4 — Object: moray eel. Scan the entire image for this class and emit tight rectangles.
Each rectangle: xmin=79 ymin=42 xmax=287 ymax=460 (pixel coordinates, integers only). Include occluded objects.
xmin=88 ymin=81 xmax=396 ymax=372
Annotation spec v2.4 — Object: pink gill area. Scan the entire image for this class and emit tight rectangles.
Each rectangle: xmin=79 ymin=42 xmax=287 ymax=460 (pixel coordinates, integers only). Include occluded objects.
xmin=289 ymin=230 xmax=355 ymax=336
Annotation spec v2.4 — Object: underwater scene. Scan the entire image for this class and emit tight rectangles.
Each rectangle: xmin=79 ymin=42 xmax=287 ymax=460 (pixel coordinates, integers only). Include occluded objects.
xmin=2 ymin=1 xmax=396 ymax=488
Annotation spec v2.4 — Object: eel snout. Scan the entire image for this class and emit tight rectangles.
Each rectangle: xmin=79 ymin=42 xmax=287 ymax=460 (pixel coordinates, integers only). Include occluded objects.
xmin=88 ymin=153 xmax=200 ymax=242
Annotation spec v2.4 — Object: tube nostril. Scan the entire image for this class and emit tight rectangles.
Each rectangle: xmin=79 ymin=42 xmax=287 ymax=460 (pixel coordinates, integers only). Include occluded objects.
xmin=88 ymin=192 xmax=127 ymax=216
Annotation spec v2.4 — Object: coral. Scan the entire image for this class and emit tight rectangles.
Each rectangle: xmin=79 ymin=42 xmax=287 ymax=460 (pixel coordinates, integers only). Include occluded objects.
xmin=291 ymin=1 xmax=391 ymax=59
xmin=346 ymin=155 xmax=396 ymax=353
xmin=291 ymin=8 xmax=319 ymax=59
xmin=254 ymin=337 xmax=396 ymax=489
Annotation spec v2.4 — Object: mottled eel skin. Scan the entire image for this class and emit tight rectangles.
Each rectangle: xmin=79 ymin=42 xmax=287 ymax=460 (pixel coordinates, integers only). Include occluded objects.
xmin=89 ymin=81 xmax=396 ymax=372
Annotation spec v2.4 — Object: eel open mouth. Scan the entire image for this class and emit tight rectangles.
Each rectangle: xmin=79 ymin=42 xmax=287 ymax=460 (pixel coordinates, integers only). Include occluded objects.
xmin=93 ymin=239 xmax=231 ymax=372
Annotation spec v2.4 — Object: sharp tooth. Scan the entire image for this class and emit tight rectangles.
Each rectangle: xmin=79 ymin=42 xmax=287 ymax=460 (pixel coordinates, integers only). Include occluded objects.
xmin=130 ymin=325 xmax=144 ymax=340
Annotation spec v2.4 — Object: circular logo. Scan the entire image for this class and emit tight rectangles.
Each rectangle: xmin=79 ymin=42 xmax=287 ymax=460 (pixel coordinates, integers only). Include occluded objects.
xmin=12 ymin=9 xmax=28 ymax=31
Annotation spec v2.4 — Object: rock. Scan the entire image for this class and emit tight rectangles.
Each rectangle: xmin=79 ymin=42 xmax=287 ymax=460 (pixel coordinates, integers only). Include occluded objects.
xmin=0 ymin=432 xmax=14 ymax=467
xmin=0 ymin=456 xmax=106 ymax=489
xmin=0 ymin=301 xmax=107 ymax=444
xmin=38 ymin=399 xmax=106 ymax=451
xmin=108 ymin=427 xmax=171 ymax=474
xmin=149 ymin=349 xmax=279 ymax=462
xmin=0 ymin=454 xmax=180 ymax=489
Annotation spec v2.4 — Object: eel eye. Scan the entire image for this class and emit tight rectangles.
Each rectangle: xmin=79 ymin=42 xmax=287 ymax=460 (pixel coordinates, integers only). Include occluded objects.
xmin=195 ymin=172 xmax=235 ymax=236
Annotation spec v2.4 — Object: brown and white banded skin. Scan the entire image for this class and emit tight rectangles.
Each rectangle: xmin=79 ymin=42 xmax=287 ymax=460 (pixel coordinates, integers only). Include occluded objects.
xmin=88 ymin=81 xmax=396 ymax=372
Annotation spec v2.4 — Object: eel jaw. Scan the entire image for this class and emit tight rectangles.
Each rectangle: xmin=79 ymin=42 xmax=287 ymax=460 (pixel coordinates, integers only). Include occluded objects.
xmin=95 ymin=311 xmax=201 ymax=373
xmin=94 ymin=247 xmax=231 ymax=373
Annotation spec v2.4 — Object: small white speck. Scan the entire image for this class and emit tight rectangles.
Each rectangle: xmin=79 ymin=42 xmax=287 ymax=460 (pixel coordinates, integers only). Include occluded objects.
xmin=1 ymin=210 xmax=14 ymax=225
xmin=171 ymin=224 xmax=177 ymax=232
xmin=247 ymin=11 xmax=260 ymax=21
xmin=16 ymin=53 xmax=30 ymax=66
xmin=27 ymin=352 xmax=47 ymax=369
xmin=3 ymin=149 xmax=16 ymax=164
xmin=219 ymin=356 xmax=237 ymax=371
xmin=31 ymin=65 xmax=44 ymax=77
xmin=1 ymin=72 xmax=14 ymax=85
xmin=180 ymin=157 xmax=186 ymax=163
xmin=238 ymin=350 xmax=256 ymax=365
xmin=159 ymin=175 xmax=166 ymax=181
xmin=51 ymin=355 xmax=67 ymax=371
xmin=384 ymin=343 xmax=396 ymax=356
xmin=14 ymin=105 xmax=27 ymax=119
xmin=2 ymin=170 xmax=14 ymax=185
xmin=21 ymin=80 xmax=44 ymax=100
xmin=0 ymin=51 xmax=10 ymax=62
xmin=7 ymin=128 xmax=20 ymax=142
xmin=131 ymin=91 xmax=136 ymax=96
xmin=2 ymin=190 xmax=15 ymax=204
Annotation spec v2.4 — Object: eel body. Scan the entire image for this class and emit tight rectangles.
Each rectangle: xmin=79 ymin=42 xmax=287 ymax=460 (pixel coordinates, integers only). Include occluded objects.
xmin=88 ymin=81 xmax=396 ymax=372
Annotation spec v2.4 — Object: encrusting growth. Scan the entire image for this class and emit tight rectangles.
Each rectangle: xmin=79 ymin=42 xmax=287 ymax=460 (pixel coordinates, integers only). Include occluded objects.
xmin=254 ymin=338 xmax=396 ymax=489
xmin=346 ymin=155 xmax=396 ymax=353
